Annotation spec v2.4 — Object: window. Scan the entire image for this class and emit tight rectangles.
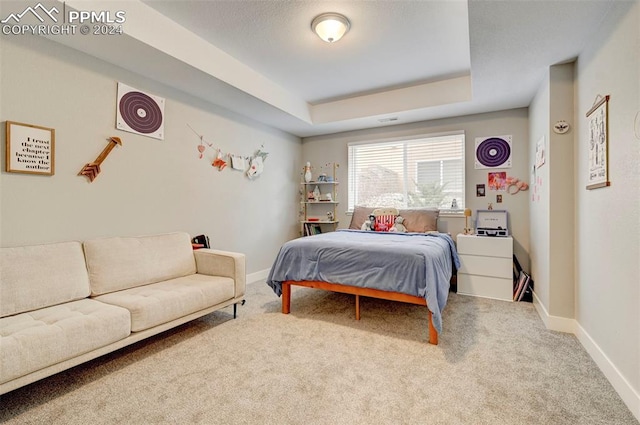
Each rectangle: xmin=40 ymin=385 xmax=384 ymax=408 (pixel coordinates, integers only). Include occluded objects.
xmin=348 ymin=133 xmax=465 ymax=211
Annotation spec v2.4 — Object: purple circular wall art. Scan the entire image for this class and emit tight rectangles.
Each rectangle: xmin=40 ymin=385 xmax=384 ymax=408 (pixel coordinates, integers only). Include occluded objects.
xmin=119 ymin=91 xmax=163 ymax=134
xmin=476 ymin=137 xmax=511 ymax=168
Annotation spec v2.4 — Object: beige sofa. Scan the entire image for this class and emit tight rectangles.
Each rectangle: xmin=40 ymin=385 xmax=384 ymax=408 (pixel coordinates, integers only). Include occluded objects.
xmin=0 ymin=232 xmax=245 ymax=395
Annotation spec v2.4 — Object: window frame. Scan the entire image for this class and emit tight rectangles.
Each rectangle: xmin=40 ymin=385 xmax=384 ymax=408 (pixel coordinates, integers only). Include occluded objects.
xmin=347 ymin=131 xmax=465 ymax=213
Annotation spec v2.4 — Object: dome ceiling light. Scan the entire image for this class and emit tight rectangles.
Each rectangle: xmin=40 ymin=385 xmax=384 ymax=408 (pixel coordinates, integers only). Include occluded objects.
xmin=311 ymin=13 xmax=350 ymax=43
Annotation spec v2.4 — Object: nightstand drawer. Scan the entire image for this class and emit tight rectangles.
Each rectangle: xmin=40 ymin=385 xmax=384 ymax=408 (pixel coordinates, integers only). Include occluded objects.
xmin=456 ymin=235 xmax=512 ymax=258
xmin=458 ymin=274 xmax=513 ymax=301
xmin=458 ymin=255 xmax=512 ymax=279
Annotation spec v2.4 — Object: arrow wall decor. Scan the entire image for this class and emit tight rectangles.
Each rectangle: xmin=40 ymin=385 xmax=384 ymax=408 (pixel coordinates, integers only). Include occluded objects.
xmin=78 ymin=137 xmax=122 ymax=182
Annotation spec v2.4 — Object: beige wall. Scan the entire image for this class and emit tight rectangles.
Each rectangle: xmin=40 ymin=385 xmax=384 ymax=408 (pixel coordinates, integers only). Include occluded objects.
xmin=548 ymin=63 xmax=576 ymax=318
xmin=0 ymin=36 xmax=302 ymax=274
xmin=574 ymin=0 xmax=639 ymax=412
xmin=528 ymin=77 xmax=551 ymax=310
xmin=302 ymin=109 xmax=531 ymax=268
xmin=528 ymin=63 xmax=576 ymax=319
xmin=529 ymin=1 xmax=638 ymax=416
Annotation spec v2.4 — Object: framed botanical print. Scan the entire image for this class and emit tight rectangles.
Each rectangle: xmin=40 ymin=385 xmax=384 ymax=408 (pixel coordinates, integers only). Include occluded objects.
xmin=585 ymin=95 xmax=610 ymax=190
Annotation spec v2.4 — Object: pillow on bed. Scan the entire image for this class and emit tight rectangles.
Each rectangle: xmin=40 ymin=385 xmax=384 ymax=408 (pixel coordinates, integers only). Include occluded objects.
xmin=398 ymin=208 xmax=439 ymax=232
xmin=349 ymin=206 xmax=375 ymax=230
xmin=374 ymin=215 xmax=395 ymax=232
xmin=372 ymin=208 xmax=398 ymax=232
xmin=349 ymin=206 xmax=439 ymax=232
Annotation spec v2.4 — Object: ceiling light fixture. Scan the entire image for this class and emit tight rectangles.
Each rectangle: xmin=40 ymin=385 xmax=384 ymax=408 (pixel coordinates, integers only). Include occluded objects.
xmin=311 ymin=13 xmax=350 ymax=43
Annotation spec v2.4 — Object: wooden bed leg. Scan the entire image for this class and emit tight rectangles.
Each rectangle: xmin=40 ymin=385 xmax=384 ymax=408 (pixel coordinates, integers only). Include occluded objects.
xmin=427 ymin=310 xmax=438 ymax=345
xmin=282 ymin=283 xmax=291 ymax=314
xmin=355 ymin=294 xmax=360 ymax=320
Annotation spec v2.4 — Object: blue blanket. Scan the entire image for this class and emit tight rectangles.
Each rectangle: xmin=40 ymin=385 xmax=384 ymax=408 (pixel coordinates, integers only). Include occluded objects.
xmin=266 ymin=230 xmax=460 ymax=334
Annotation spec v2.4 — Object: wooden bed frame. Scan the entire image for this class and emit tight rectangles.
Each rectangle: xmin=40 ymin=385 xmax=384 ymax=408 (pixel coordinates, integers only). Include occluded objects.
xmin=281 ymin=280 xmax=438 ymax=345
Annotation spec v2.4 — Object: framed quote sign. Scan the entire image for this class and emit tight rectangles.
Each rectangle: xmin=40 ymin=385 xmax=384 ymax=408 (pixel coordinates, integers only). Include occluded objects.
xmin=5 ymin=121 xmax=55 ymax=176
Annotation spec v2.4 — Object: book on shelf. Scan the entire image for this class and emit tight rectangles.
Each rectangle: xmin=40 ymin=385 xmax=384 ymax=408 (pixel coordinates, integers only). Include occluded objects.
xmin=303 ymin=223 xmax=322 ymax=236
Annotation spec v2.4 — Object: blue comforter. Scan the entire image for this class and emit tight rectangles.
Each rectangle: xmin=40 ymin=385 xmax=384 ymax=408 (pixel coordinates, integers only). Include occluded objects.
xmin=266 ymin=230 xmax=460 ymax=334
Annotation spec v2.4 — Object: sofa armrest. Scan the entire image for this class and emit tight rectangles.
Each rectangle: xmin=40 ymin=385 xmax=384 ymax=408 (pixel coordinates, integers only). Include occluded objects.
xmin=193 ymin=249 xmax=246 ymax=299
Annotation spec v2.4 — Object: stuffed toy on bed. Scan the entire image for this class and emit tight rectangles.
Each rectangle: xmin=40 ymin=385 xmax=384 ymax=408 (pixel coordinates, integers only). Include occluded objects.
xmin=390 ymin=215 xmax=408 ymax=233
xmin=361 ymin=214 xmax=376 ymax=231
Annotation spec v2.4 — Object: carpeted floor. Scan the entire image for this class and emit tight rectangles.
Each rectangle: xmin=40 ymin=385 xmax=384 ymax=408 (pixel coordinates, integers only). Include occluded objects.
xmin=0 ymin=281 xmax=636 ymax=425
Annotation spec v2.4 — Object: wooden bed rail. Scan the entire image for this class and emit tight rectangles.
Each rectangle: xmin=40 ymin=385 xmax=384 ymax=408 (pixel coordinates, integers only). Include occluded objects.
xmin=281 ymin=280 xmax=438 ymax=345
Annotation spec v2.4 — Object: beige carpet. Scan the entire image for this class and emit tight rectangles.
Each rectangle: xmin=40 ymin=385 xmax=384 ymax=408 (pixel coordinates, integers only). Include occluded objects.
xmin=0 ymin=281 xmax=636 ymax=425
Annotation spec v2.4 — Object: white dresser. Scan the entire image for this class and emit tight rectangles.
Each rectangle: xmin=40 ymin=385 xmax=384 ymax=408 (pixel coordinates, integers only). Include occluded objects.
xmin=456 ymin=234 xmax=513 ymax=301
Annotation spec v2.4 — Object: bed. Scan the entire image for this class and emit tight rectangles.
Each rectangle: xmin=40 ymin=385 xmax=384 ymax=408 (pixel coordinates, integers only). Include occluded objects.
xmin=266 ymin=207 xmax=460 ymax=345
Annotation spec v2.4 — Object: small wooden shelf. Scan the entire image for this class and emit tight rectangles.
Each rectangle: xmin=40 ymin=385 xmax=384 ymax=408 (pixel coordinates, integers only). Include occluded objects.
xmin=301 ymin=201 xmax=339 ymax=205
xmin=302 ymin=181 xmax=339 ymax=185
xmin=300 ymin=163 xmax=339 ymax=236
xmin=301 ymin=220 xmax=339 ymax=224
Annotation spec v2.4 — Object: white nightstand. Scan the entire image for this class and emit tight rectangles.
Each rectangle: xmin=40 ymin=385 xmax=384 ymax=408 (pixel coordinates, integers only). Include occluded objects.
xmin=456 ymin=234 xmax=513 ymax=301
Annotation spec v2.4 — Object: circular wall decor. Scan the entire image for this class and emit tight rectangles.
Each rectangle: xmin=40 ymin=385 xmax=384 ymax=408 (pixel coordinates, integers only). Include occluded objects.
xmin=116 ymin=82 xmax=165 ymax=140
xmin=119 ymin=91 xmax=163 ymax=134
xmin=553 ymin=120 xmax=570 ymax=134
xmin=475 ymin=136 xmax=512 ymax=168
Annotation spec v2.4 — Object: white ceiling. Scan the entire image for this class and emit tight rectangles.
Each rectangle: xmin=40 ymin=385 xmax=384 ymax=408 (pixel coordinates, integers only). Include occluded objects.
xmin=49 ymin=0 xmax=615 ymax=137
xmin=141 ymin=1 xmax=472 ymax=104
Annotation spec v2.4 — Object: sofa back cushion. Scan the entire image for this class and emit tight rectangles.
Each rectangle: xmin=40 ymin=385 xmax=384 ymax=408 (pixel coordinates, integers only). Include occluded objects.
xmin=1 ymin=241 xmax=91 ymax=318
xmin=84 ymin=232 xmax=197 ymax=296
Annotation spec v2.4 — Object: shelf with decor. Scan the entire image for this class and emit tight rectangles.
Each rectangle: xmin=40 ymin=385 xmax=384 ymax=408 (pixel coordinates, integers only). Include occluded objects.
xmin=299 ymin=163 xmax=339 ymax=236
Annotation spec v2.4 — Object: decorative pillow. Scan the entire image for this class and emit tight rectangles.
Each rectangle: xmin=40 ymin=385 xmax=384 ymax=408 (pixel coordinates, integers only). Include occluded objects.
xmin=350 ymin=206 xmax=438 ymax=232
xmin=373 ymin=215 xmax=394 ymax=231
xmin=397 ymin=208 xmax=439 ymax=232
xmin=349 ymin=206 xmax=376 ymax=230
xmin=372 ymin=208 xmax=399 ymax=232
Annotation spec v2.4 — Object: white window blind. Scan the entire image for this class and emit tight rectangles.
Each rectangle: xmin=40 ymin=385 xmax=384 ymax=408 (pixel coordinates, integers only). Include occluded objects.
xmin=348 ymin=133 xmax=465 ymax=211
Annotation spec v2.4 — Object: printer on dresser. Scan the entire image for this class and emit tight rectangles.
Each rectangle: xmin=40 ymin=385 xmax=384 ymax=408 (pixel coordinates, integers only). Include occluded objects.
xmin=456 ymin=210 xmax=513 ymax=301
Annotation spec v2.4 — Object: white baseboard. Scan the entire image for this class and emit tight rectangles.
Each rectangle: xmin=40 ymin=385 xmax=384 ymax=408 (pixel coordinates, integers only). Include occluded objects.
xmin=575 ymin=323 xmax=640 ymax=421
xmin=531 ymin=291 xmax=576 ymax=333
xmin=532 ymin=291 xmax=640 ymax=422
xmin=247 ymin=268 xmax=270 ymax=284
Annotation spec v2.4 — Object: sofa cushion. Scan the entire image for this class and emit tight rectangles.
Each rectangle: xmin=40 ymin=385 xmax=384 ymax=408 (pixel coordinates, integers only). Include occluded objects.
xmin=0 ymin=299 xmax=131 ymax=384
xmin=92 ymin=274 xmax=235 ymax=332
xmin=1 ymin=242 xmax=91 ymax=318
xmin=84 ymin=232 xmax=197 ymax=296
